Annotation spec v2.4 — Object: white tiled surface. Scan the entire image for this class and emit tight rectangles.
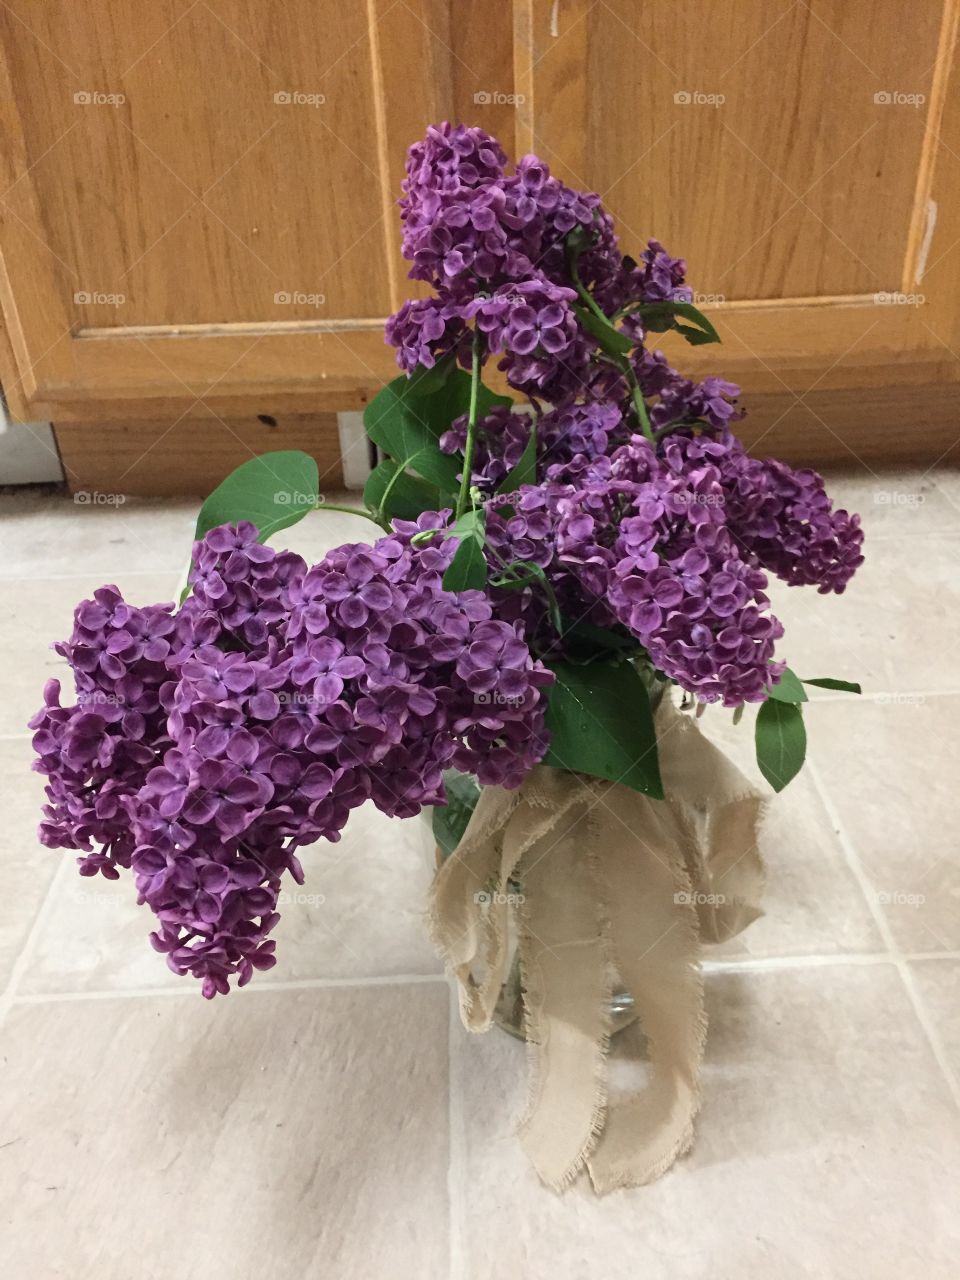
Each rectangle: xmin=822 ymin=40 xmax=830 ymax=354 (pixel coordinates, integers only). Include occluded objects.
xmin=1 ymin=473 xmax=959 ymax=1278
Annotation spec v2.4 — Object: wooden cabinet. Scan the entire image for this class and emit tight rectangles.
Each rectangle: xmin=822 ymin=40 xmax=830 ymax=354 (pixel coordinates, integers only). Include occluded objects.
xmin=0 ymin=1 xmax=958 ymax=491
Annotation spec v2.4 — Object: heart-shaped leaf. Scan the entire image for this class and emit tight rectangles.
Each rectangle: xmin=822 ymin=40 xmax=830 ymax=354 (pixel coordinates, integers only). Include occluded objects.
xmin=363 ymin=460 xmax=442 ymax=523
xmin=193 ymin=450 xmax=319 ymax=544
xmin=542 ymin=659 xmax=663 ymax=798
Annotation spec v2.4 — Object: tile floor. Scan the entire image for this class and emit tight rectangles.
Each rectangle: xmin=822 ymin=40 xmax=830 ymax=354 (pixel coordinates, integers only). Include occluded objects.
xmin=1 ymin=471 xmax=959 ymax=1279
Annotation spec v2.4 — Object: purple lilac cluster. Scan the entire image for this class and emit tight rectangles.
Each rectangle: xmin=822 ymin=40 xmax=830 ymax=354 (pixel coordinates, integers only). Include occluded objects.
xmin=31 ymin=523 xmax=552 ymax=997
xmin=478 ymin=422 xmax=862 ymax=703
xmin=386 ymin=122 xmax=690 ymax=406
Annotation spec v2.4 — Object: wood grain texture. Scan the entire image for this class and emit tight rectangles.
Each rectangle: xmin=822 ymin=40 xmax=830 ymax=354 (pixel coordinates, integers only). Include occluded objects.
xmin=0 ymin=0 xmax=958 ymax=478
xmin=54 ymin=412 xmax=343 ymax=497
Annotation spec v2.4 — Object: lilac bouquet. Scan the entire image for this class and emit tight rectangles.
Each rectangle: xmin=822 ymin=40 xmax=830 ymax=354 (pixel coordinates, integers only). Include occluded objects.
xmin=30 ymin=124 xmax=864 ymax=1000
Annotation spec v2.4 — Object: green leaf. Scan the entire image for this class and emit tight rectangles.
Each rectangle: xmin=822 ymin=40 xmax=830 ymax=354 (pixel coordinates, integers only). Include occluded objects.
xmin=364 ymin=374 xmax=510 ymax=494
xmin=557 ymin=615 xmax=639 ymax=660
xmin=193 ymin=450 xmax=319 ymax=544
xmin=364 ymin=379 xmax=461 ymax=493
xmin=433 ymin=769 xmax=482 ymax=858
xmin=363 ymin=460 xmax=441 ymax=522
xmin=635 ymin=300 xmax=721 ymax=345
xmin=443 ymin=535 xmax=487 ymax=591
xmin=573 ymin=303 xmax=634 ymax=356
xmin=442 ymin=508 xmax=487 ymax=592
xmin=406 ymin=354 xmax=455 ymax=397
xmin=755 ymin=700 xmax=807 ymax=792
xmin=496 ymin=417 xmax=537 ymax=493
xmin=542 ymin=660 xmax=663 ymax=798
xmin=766 ymin=666 xmax=808 ymax=704
xmin=802 ymin=677 xmax=862 ymax=695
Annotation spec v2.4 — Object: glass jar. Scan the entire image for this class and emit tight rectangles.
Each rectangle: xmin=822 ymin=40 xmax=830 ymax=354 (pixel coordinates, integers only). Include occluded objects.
xmin=425 ymin=665 xmax=668 ymax=1039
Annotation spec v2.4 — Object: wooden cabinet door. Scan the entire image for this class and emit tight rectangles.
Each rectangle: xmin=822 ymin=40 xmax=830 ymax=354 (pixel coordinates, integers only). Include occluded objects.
xmin=1 ymin=0 xmax=959 ymax=469
xmin=0 ymin=0 xmax=496 ymax=421
xmin=512 ymin=0 xmax=960 ymax=463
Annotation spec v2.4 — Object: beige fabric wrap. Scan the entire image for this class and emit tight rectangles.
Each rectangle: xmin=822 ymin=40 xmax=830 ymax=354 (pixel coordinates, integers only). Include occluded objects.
xmin=429 ymin=699 xmax=766 ymax=1193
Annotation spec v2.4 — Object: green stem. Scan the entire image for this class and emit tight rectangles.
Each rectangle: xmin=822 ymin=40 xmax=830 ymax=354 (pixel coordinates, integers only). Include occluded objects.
xmin=456 ymin=329 xmax=484 ymax=520
xmin=569 ymin=255 xmax=656 ymax=446
xmin=316 ymin=502 xmax=389 ymax=532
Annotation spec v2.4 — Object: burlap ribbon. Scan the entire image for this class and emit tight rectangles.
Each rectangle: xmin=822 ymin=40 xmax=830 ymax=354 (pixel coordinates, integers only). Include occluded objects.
xmin=429 ymin=697 xmax=766 ymax=1193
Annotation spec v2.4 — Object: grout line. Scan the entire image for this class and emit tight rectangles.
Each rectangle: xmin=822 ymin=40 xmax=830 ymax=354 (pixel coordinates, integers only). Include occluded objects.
xmin=0 ymin=855 xmax=72 ymax=1031
xmin=0 ymin=569 xmax=187 ymax=583
xmin=12 ymin=971 xmax=449 ymax=1004
xmin=446 ymin=979 xmax=467 ymax=1280
xmin=15 ymin=949 xmax=960 ymax=1008
xmin=702 ymin=952 xmax=898 ymax=974
xmin=808 ymin=760 xmax=960 ymax=1111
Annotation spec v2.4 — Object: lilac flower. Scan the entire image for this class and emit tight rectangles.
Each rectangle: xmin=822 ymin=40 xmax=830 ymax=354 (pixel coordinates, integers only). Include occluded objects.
xmin=32 ymin=522 xmax=553 ymax=997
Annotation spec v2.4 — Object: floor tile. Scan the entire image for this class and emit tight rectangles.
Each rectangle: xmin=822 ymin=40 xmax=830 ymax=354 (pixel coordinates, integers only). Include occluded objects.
xmin=22 ymin=804 xmax=441 ymax=995
xmin=0 ymin=738 xmax=61 ymax=989
xmin=806 ymin=699 xmax=959 ymax=953
xmin=769 ymin=532 xmax=960 ymax=695
xmin=453 ymin=965 xmax=960 ymax=1280
xmin=0 ymin=984 xmax=449 ymax=1280
xmin=823 ymin=467 xmax=960 ymax=536
xmin=0 ymin=491 xmax=198 ymax=577
xmin=690 ymin=708 xmax=880 ymax=959
xmin=1 ymin=571 xmax=182 ymax=736
xmin=910 ymin=959 xmax=960 ymax=1078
